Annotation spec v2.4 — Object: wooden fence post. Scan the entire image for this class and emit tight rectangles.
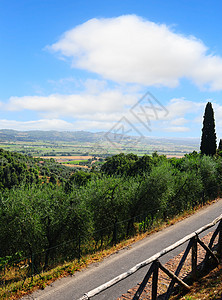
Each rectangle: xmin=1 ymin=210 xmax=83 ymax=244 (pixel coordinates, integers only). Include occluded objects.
xmin=152 ymin=260 xmax=159 ymax=300
xmin=132 ymin=262 xmax=155 ymax=300
xmin=165 ymin=238 xmax=193 ymax=299
xmin=191 ymin=236 xmax=198 ymax=280
xmin=217 ymin=220 xmax=222 ymax=257
xmin=203 ymin=222 xmax=220 ymax=266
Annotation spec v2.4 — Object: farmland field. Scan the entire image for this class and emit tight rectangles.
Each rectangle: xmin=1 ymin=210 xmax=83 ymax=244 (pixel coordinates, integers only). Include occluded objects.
xmin=41 ymin=156 xmax=93 ymax=162
xmin=0 ymin=139 xmax=199 ymax=158
xmin=0 ymin=129 xmax=200 ymax=158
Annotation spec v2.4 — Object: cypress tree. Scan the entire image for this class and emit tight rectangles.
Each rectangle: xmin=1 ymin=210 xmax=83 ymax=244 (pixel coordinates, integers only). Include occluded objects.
xmin=217 ymin=139 xmax=222 ymax=157
xmin=218 ymin=139 xmax=222 ymax=151
xmin=200 ymin=102 xmax=217 ymax=156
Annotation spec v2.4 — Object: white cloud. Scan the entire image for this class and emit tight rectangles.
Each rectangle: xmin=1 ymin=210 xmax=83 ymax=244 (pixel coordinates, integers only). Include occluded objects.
xmin=83 ymin=79 xmax=108 ymax=94
xmin=2 ymin=89 xmax=222 ymax=137
xmin=214 ymin=103 xmax=222 ymax=120
xmin=6 ymin=90 xmax=138 ymax=118
xmin=166 ymin=98 xmax=204 ymax=119
xmin=0 ymin=118 xmax=122 ymax=132
xmin=212 ymin=103 xmax=222 ymax=136
xmin=170 ymin=118 xmax=187 ymax=126
xmin=164 ymin=126 xmax=190 ymax=133
xmin=48 ymin=77 xmax=79 ymax=93
xmin=0 ymin=119 xmax=74 ymax=131
xmin=191 ymin=56 xmax=222 ymax=90
xmin=48 ymin=15 xmax=222 ymax=90
xmin=73 ymin=119 xmax=115 ymax=131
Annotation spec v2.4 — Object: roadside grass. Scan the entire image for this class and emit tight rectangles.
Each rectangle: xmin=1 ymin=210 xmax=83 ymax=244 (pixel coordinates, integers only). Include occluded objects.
xmin=171 ymin=264 xmax=222 ymax=300
xmin=0 ymin=199 xmax=218 ymax=300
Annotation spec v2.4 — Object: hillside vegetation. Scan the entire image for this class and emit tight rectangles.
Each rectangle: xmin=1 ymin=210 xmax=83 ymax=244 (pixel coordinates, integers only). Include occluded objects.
xmin=0 ymin=148 xmax=75 ymax=189
xmin=1 ymin=150 xmax=222 ymax=267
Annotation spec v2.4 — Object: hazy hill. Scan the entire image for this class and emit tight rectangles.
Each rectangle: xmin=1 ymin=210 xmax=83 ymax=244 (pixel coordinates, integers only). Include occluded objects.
xmin=0 ymin=129 xmax=199 ymax=145
xmin=0 ymin=129 xmax=104 ymax=142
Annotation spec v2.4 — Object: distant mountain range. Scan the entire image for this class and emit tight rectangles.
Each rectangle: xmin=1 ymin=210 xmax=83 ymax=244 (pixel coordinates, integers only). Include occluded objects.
xmin=0 ymin=129 xmax=104 ymax=142
xmin=0 ymin=129 xmax=200 ymax=150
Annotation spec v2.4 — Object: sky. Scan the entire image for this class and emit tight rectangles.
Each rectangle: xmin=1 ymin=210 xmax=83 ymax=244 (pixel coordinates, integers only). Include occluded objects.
xmin=1 ymin=0 xmax=222 ymax=139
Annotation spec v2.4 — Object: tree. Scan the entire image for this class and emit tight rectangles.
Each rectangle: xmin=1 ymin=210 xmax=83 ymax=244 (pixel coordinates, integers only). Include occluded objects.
xmin=49 ymin=173 xmax=57 ymax=184
xmin=218 ymin=139 xmax=222 ymax=151
xmin=217 ymin=139 xmax=222 ymax=157
xmin=101 ymin=153 xmax=138 ymax=176
xmin=200 ymin=102 xmax=217 ymax=156
xmin=65 ymin=171 xmax=92 ymax=192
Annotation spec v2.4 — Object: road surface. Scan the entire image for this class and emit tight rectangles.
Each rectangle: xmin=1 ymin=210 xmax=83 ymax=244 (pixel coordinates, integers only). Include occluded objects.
xmin=23 ymin=199 xmax=222 ymax=300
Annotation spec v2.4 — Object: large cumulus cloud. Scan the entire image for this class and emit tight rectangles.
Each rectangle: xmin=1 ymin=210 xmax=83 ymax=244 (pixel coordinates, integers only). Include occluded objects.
xmin=49 ymin=15 xmax=222 ymax=90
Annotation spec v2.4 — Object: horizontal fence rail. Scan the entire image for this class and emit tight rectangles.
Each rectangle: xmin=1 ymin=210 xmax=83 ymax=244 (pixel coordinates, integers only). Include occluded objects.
xmin=78 ymin=213 xmax=222 ymax=300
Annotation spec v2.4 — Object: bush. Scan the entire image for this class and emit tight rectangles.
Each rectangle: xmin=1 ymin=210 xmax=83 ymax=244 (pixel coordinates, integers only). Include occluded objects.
xmin=137 ymin=162 xmax=174 ymax=223
xmin=0 ymin=184 xmax=92 ymax=269
xmin=198 ymin=155 xmax=218 ymax=201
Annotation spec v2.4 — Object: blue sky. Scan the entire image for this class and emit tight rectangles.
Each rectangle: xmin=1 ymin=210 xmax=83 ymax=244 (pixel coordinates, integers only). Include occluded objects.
xmin=1 ymin=0 xmax=222 ymax=139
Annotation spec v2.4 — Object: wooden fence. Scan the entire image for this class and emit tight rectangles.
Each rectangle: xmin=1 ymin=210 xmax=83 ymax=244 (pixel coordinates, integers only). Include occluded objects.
xmin=78 ymin=214 xmax=222 ymax=300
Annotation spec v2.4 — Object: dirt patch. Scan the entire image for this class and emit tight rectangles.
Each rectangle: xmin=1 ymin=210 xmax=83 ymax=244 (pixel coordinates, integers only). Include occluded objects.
xmin=42 ymin=156 xmax=93 ymax=160
xmin=61 ymin=164 xmax=89 ymax=168
xmin=166 ymin=155 xmax=184 ymax=158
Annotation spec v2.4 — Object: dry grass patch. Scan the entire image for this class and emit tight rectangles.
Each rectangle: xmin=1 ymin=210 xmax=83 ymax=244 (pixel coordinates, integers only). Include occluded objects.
xmin=173 ymin=264 xmax=222 ymax=300
xmin=0 ymin=199 xmax=218 ymax=299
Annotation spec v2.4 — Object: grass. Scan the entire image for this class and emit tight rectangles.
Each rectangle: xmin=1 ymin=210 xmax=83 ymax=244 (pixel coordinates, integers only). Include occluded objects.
xmin=172 ymin=264 xmax=222 ymax=300
xmin=63 ymin=159 xmax=89 ymax=165
xmin=0 ymin=199 xmax=219 ymax=299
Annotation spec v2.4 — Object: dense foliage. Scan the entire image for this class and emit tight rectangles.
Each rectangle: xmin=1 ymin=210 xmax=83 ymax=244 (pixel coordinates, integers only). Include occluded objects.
xmin=0 ymin=149 xmax=222 ymax=274
xmin=0 ymin=148 xmax=75 ymax=190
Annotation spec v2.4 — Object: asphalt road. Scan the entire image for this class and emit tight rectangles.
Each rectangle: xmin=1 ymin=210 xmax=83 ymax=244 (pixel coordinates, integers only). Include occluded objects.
xmin=23 ymin=199 xmax=222 ymax=300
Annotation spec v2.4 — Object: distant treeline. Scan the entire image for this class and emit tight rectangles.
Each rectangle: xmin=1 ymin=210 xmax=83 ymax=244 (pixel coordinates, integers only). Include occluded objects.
xmin=1 ymin=150 xmax=222 ymax=271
